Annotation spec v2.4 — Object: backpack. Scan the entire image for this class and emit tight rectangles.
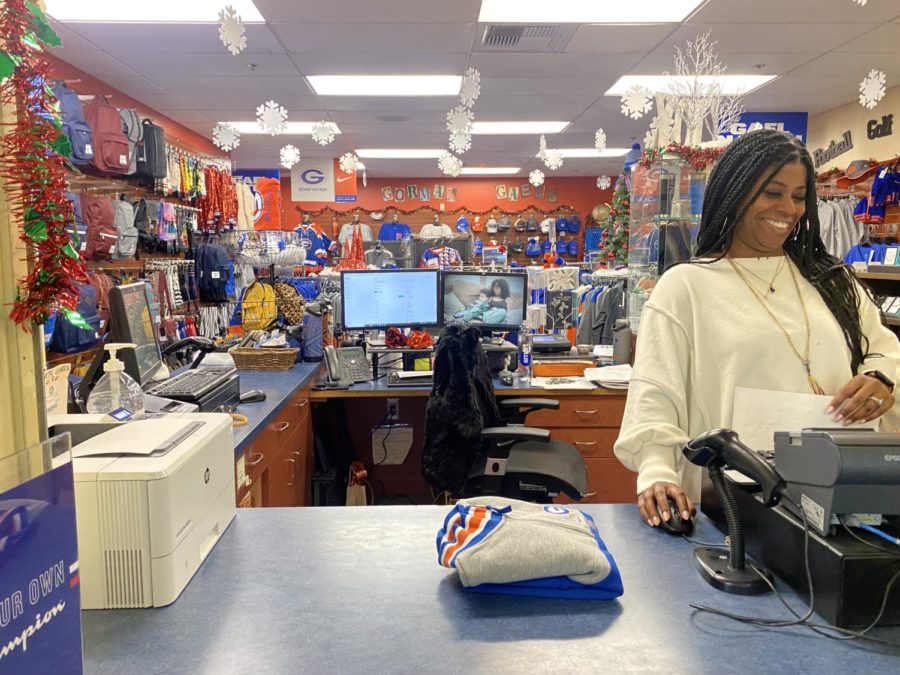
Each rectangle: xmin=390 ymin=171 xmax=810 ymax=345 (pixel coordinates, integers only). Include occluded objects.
xmin=118 ymin=108 xmax=143 ymax=175
xmin=136 ymin=118 xmax=167 ymax=180
xmin=49 ymin=284 xmax=101 ymax=354
xmin=274 ymin=280 xmax=305 ymax=325
xmin=81 ymin=194 xmax=118 ymax=261
xmin=51 ymin=81 xmax=94 ymax=165
xmin=112 ymin=199 xmax=138 ymax=259
xmin=241 ymin=281 xmax=277 ymax=332
xmin=83 ymin=96 xmax=130 ymax=174
xmin=158 ymin=202 xmax=178 ymax=242
xmin=65 ymin=191 xmax=87 ymax=253
xmin=196 ymin=243 xmax=232 ymax=303
xmin=132 ymin=199 xmax=156 ymax=251
xmin=89 ymin=271 xmax=115 ymax=331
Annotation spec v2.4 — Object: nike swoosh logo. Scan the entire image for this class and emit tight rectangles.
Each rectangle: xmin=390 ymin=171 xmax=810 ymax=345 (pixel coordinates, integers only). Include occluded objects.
xmin=337 ymin=176 xmax=354 ymax=182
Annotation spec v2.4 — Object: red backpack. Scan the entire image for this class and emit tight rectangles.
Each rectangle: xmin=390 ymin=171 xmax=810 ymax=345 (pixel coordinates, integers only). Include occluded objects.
xmin=81 ymin=194 xmax=118 ymax=261
xmin=83 ymin=97 xmax=130 ymax=174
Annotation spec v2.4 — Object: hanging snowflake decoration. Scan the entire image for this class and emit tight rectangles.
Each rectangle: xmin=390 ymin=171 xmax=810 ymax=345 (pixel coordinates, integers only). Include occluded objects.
xmin=539 ymin=134 xmax=548 ymax=160
xmin=596 ymin=175 xmax=611 ymax=190
xmin=852 ymin=0 xmax=867 ymax=6
xmin=459 ymin=67 xmax=481 ymax=108
xmin=594 ymin=128 xmax=607 ymax=152
xmin=218 ymin=5 xmax=247 ymax=56
xmin=438 ymin=151 xmax=463 ymax=178
xmin=620 ymin=85 xmax=654 ymax=120
xmin=311 ymin=121 xmax=336 ymax=146
xmin=256 ymin=100 xmax=288 ymax=135
xmin=339 ymin=152 xmax=359 ymax=174
xmin=543 ymin=148 xmax=564 ymax=171
xmin=643 ymin=115 xmax=675 ymax=149
xmin=529 ymin=169 xmax=545 ymax=187
xmin=212 ymin=122 xmax=240 ymax=151
xmin=446 ymin=105 xmax=474 ymax=134
xmin=859 ymin=69 xmax=886 ymax=110
xmin=279 ymin=145 xmax=300 ymax=169
xmin=449 ymin=129 xmax=472 ymax=155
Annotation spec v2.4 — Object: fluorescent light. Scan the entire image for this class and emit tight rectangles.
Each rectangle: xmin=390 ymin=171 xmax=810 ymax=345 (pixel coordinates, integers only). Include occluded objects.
xmin=356 ymin=149 xmax=446 ymax=159
xmin=536 ymin=148 xmax=630 ymax=159
xmin=479 ymin=0 xmax=703 ymax=23
xmin=459 ymin=167 xmax=520 ymax=175
xmin=46 ymin=0 xmax=265 ymax=22
xmin=225 ymin=121 xmax=341 ymax=136
xmin=308 ymin=76 xmax=462 ymax=97
xmin=471 ymin=121 xmax=569 ymax=135
xmin=605 ymin=75 xmax=777 ymax=97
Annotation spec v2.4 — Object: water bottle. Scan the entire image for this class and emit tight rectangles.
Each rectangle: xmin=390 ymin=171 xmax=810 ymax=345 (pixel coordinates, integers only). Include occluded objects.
xmin=612 ymin=319 xmax=632 ymax=366
xmin=518 ymin=325 xmax=533 ymax=383
xmin=86 ymin=343 xmax=145 ymax=415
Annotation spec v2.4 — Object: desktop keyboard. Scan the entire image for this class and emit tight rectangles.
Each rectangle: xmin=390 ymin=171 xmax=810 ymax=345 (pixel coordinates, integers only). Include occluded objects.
xmin=145 ymin=367 xmax=238 ymax=399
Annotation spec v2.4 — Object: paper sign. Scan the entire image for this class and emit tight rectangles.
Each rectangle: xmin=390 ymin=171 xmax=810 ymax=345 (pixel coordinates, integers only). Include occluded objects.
xmin=43 ymin=364 xmax=71 ymax=416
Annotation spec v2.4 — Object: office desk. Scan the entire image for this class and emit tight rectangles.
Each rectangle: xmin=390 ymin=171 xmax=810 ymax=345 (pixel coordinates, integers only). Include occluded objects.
xmin=81 ymin=505 xmax=900 ymax=674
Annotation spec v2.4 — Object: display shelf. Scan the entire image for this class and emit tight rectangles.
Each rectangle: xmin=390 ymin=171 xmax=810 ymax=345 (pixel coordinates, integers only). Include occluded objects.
xmin=857 ymin=271 xmax=900 ymax=281
xmin=885 ymin=316 xmax=900 ymax=327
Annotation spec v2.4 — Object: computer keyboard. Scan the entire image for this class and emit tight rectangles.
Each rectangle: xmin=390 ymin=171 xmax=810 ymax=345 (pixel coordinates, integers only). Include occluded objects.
xmin=145 ymin=367 xmax=237 ymax=399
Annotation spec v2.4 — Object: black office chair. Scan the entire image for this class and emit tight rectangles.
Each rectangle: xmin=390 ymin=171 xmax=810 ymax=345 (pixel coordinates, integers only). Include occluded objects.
xmin=422 ymin=325 xmax=587 ymax=502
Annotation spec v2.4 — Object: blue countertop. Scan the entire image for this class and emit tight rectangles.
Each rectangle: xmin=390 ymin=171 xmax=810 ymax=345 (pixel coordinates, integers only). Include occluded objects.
xmin=81 ymin=505 xmax=900 ymax=674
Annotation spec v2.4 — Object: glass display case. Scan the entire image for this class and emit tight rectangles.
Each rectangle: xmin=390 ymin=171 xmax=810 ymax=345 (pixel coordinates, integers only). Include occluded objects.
xmin=627 ymin=157 xmax=711 ymax=332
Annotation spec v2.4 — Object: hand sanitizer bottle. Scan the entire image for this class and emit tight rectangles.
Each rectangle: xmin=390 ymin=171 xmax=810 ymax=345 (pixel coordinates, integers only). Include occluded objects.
xmin=86 ymin=343 xmax=145 ymax=415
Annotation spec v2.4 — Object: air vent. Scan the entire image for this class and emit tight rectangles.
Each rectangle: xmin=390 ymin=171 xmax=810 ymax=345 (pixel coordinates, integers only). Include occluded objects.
xmin=479 ymin=24 xmax=577 ymax=53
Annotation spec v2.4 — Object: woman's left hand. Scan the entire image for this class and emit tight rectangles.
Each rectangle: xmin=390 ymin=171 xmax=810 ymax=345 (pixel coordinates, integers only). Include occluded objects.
xmin=827 ymin=374 xmax=895 ymax=426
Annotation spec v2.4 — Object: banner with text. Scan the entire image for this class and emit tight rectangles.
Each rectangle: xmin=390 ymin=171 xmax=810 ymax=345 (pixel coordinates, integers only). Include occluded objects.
xmin=291 ymin=159 xmax=357 ymax=203
xmin=720 ymin=112 xmax=809 ymax=143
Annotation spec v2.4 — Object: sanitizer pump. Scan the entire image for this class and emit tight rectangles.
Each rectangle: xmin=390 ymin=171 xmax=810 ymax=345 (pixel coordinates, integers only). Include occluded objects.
xmin=86 ymin=343 xmax=145 ymax=415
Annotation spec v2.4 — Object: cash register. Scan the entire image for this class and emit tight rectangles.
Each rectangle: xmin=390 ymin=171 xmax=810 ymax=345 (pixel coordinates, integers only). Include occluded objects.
xmin=76 ymin=283 xmax=240 ymax=413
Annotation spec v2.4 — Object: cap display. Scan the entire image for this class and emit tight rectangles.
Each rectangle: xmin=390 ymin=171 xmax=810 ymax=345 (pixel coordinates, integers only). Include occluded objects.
xmin=471 ymin=215 xmax=484 ymax=232
xmin=485 ymin=217 xmax=499 ymax=233
xmin=568 ymin=215 xmax=581 ymax=232
xmin=474 ymin=237 xmax=483 ymax=255
xmin=526 ymin=217 xmax=539 ymax=231
xmin=456 ymin=216 xmax=469 ymax=232
xmin=555 ymin=239 xmax=567 ymax=254
xmin=836 ymin=160 xmax=880 ymax=189
xmin=540 ymin=217 xmax=554 ymax=233
xmin=514 ymin=217 xmax=526 ymax=232
xmin=555 ymin=217 xmax=571 ymax=232
xmin=525 ymin=238 xmax=541 ymax=257
xmin=497 ymin=215 xmax=512 ymax=231
xmin=568 ymin=239 xmax=580 ymax=257
xmin=511 ymin=239 xmax=524 ymax=253
xmin=541 ymin=239 xmax=552 ymax=254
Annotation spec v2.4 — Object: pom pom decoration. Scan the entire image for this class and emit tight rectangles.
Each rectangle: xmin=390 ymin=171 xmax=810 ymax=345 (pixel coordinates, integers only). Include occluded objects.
xmin=385 ymin=327 xmax=408 ymax=349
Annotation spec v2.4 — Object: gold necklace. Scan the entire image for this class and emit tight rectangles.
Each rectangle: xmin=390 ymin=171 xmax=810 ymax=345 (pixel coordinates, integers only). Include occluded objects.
xmin=729 ymin=256 xmax=785 ymax=297
xmin=727 ymin=258 xmax=825 ymax=395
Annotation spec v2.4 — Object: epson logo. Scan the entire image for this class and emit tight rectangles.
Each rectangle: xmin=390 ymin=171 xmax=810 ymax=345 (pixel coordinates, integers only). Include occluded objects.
xmin=885 ymin=455 xmax=900 ymax=462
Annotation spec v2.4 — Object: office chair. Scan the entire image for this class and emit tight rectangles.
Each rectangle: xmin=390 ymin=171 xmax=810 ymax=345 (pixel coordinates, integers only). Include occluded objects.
xmin=422 ymin=326 xmax=587 ymax=502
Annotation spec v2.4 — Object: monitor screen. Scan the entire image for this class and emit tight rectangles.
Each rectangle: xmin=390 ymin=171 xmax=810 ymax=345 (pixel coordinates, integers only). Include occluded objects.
xmin=341 ymin=270 xmax=441 ymax=330
xmin=442 ymin=272 xmax=528 ymax=330
xmin=108 ymin=282 xmax=163 ymax=383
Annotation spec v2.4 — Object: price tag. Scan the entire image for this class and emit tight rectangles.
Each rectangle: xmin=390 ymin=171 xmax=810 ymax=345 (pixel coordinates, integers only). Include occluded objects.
xmin=211 ymin=271 xmax=221 ymax=279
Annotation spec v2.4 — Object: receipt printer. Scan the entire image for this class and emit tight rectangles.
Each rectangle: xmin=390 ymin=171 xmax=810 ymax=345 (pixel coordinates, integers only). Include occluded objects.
xmin=774 ymin=429 xmax=900 ymax=536
xmin=69 ymin=413 xmax=236 ymax=609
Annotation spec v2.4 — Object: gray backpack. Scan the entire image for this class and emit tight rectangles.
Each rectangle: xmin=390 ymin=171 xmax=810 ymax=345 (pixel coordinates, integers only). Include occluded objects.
xmin=118 ymin=108 xmax=143 ymax=175
xmin=113 ymin=199 xmax=138 ymax=259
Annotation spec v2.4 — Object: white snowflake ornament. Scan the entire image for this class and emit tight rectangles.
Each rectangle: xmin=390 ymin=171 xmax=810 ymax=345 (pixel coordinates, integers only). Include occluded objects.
xmin=859 ymin=69 xmax=886 ymax=110
xmin=256 ymin=100 xmax=288 ymax=136
xmin=621 ymin=85 xmax=654 ymax=120
xmin=446 ymin=105 xmax=474 ymax=134
xmin=438 ymin=151 xmax=463 ymax=178
xmin=279 ymin=144 xmax=300 ymax=169
xmin=643 ymin=115 xmax=674 ymax=149
xmin=529 ymin=169 xmax=545 ymax=187
xmin=311 ymin=121 xmax=336 ymax=146
xmin=852 ymin=0 xmax=867 ymax=6
xmin=539 ymin=134 xmax=548 ymax=160
xmin=218 ymin=5 xmax=247 ymax=56
xmin=449 ymin=129 xmax=472 ymax=155
xmin=339 ymin=152 xmax=358 ymax=174
xmin=543 ymin=148 xmax=564 ymax=171
xmin=597 ymin=175 xmax=611 ymax=190
xmin=459 ymin=67 xmax=481 ymax=108
xmin=212 ymin=122 xmax=240 ymax=151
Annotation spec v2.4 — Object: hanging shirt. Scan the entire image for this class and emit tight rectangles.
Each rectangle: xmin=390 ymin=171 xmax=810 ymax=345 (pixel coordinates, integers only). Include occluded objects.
xmin=365 ymin=247 xmax=396 ymax=269
xmin=419 ymin=246 xmax=462 ymax=270
xmin=419 ymin=223 xmax=453 ymax=239
xmin=294 ymin=222 xmax=336 ymax=271
xmin=338 ymin=222 xmax=374 ymax=246
xmin=254 ymin=177 xmax=283 ymax=231
xmin=378 ymin=221 xmax=412 ymax=241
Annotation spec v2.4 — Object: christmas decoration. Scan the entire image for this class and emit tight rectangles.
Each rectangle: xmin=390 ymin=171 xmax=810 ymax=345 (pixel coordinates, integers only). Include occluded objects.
xmin=638 ymin=142 xmax=726 ymax=172
xmin=594 ymin=128 xmax=607 ymax=152
xmin=852 ymin=0 xmax=867 ymax=5
xmin=311 ymin=120 xmax=336 ymax=146
xmin=280 ymin=144 xmax=300 ymax=169
xmin=256 ymin=100 xmax=288 ymax=135
xmin=1 ymin=0 xmax=88 ymax=327
xmin=539 ymin=134 xmax=548 ymax=161
xmin=597 ymin=175 xmax=611 ymax=190
xmin=339 ymin=152 xmax=359 ymax=174
xmin=296 ymin=204 xmax=580 ymax=218
xmin=446 ymin=105 xmax=474 ymax=134
xmin=212 ymin=122 xmax=240 ymax=151
xmin=438 ymin=151 xmax=463 ymax=177
xmin=218 ymin=5 xmax=247 ymax=56
xmin=599 ymin=175 xmax=631 ymax=265
xmin=459 ymin=67 xmax=481 ymax=108
xmin=643 ymin=115 xmax=674 ymax=150
xmin=859 ymin=68 xmax=886 ymax=110
xmin=529 ymin=169 xmax=545 ymax=187
xmin=620 ymin=84 xmax=654 ymax=120
xmin=543 ymin=148 xmax=564 ymax=171
xmin=448 ymin=129 xmax=472 ymax=155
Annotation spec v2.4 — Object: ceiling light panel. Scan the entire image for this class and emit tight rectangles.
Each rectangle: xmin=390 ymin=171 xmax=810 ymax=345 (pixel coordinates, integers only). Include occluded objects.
xmin=46 ymin=0 xmax=265 ymax=22
xmin=471 ymin=121 xmax=569 ymax=135
xmin=459 ymin=167 xmax=520 ymax=175
xmin=226 ymin=121 xmax=341 ymax=135
xmin=308 ymin=76 xmax=462 ymax=97
xmin=356 ymin=149 xmax=446 ymax=159
xmin=534 ymin=148 xmax=630 ymax=158
xmin=606 ymin=75 xmax=777 ymax=96
xmin=478 ymin=0 xmax=704 ymax=24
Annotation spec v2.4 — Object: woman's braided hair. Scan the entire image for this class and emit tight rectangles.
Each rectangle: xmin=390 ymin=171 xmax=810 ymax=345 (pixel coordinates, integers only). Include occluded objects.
xmin=693 ymin=129 xmax=871 ymax=371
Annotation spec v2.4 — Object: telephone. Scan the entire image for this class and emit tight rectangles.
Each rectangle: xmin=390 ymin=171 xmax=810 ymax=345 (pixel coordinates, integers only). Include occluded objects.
xmin=324 ymin=345 xmax=370 ymax=386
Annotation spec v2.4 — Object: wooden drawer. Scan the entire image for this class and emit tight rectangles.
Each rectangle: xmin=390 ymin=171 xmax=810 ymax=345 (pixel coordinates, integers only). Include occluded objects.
xmin=558 ymin=458 xmax=638 ymax=505
xmin=548 ymin=427 xmax=619 ymax=459
xmin=526 ymin=396 xmax=626 ymax=429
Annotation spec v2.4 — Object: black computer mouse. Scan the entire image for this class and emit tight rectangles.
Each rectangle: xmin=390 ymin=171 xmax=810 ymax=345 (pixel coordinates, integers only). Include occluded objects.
xmin=239 ymin=389 xmax=267 ymax=403
xmin=658 ymin=498 xmax=693 ymax=536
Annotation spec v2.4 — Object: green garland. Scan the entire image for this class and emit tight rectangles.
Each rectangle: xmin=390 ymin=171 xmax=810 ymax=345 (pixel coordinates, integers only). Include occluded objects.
xmin=600 ymin=175 xmax=630 ymax=265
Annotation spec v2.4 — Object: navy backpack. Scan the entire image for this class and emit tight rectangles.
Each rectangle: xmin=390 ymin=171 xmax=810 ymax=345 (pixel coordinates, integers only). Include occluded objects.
xmin=51 ymin=80 xmax=94 ymax=165
xmin=49 ymin=284 xmax=102 ymax=354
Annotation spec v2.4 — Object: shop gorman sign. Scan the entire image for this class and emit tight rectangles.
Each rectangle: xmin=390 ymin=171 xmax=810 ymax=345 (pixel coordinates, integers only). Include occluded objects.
xmin=291 ymin=158 xmax=357 ymax=203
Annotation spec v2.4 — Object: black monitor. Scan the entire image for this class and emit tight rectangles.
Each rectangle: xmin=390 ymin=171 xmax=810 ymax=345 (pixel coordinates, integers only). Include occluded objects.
xmin=442 ymin=271 xmax=528 ymax=331
xmin=340 ymin=269 xmax=441 ymax=330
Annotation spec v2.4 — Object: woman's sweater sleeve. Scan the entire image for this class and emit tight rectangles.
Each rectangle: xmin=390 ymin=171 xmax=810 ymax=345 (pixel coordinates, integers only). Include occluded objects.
xmin=855 ymin=281 xmax=900 ymax=429
xmin=613 ymin=286 xmax=694 ymax=494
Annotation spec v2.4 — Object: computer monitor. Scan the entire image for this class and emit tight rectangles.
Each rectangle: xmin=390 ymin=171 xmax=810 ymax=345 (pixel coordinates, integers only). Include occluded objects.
xmin=341 ymin=269 xmax=441 ymax=330
xmin=442 ymin=271 xmax=528 ymax=330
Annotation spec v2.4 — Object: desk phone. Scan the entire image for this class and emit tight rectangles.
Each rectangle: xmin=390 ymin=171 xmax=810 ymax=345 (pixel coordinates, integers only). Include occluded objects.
xmin=324 ymin=346 xmax=371 ymax=385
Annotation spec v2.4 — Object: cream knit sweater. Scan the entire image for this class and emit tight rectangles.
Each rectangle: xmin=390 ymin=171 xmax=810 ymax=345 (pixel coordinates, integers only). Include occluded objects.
xmin=614 ymin=256 xmax=900 ymax=501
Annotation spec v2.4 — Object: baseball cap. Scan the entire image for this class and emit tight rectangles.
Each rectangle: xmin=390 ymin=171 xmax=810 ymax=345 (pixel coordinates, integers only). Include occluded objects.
xmin=525 ymin=238 xmax=541 ymax=257
xmin=456 ymin=216 xmax=469 ymax=232
xmin=471 ymin=215 xmax=483 ymax=232
xmin=498 ymin=215 xmax=512 ymax=231
xmin=541 ymin=239 xmax=552 ymax=255
xmin=540 ymin=217 xmax=554 ymax=233
xmin=474 ymin=237 xmax=483 ymax=255
xmin=555 ymin=239 xmax=567 ymax=254
xmin=568 ymin=239 xmax=580 ymax=257
xmin=486 ymin=217 xmax=499 ymax=234
xmin=514 ymin=217 xmax=526 ymax=232
xmin=568 ymin=215 xmax=581 ymax=232
xmin=836 ymin=160 xmax=880 ymax=189
xmin=511 ymin=239 xmax=524 ymax=253
xmin=526 ymin=217 xmax=539 ymax=231
xmin=555 ymin=217 xmax=571 ymax=233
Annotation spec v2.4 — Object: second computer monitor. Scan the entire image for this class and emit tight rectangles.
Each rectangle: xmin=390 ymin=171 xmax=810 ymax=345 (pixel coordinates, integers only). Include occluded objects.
xmin=341 ymin=269 xmax=442 ymax=330
xmin=108 ymin=282 xmax=164 ymax=383
xmin=442 ymin=271 xmax=528 ymax=330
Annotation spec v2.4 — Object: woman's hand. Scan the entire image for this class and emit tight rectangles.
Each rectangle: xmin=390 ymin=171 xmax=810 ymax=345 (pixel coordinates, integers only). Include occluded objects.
xmin=638 ymin=481 xmax=695 ymax=527
xmin=827 ymin=374 xmax=895 ymax=426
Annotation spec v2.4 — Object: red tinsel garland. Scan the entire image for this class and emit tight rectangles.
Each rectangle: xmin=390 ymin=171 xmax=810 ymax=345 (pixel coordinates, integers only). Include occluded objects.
xmin=294 ymin=204 xmax=582 ymax=218
xmin=1 ymin=0 xmax=87 ymax=327
xmin=638 ymin=143 xmax=726 ymax=173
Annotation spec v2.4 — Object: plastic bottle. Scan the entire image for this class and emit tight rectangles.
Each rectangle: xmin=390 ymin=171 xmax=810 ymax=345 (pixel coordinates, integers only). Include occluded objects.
xmin=86 ymin=343 xmax=145 ymax=415
xmin=517 ymin=324 xmax=533 ymax=383
xmin=612 ymin=319 xmax=632 ymax=366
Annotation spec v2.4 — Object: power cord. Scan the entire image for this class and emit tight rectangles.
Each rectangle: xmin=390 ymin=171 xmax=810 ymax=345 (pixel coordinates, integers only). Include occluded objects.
xmin=840 ymin=518 xmax=900 ymax=557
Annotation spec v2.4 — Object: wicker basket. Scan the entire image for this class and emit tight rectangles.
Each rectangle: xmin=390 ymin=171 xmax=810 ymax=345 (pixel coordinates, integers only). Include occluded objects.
xmin=228 ymin=347 xmax=300 ymax=371
xmin=532 ymin=360 xmax=593 ymax=377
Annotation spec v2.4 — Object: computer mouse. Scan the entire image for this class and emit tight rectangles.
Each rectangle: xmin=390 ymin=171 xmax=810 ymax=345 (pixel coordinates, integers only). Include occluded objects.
xmin=500 ymin=374 xmax=514 ymax=386
xmin=658 ymin=498 xmax=693 ymax=536
xmin=239 ymin=389 xmax=267 ymax=404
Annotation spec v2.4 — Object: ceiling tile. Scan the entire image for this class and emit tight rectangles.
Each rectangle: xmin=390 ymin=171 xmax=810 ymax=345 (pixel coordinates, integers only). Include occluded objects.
xmin=474 ymin=95 xmax=599 ymax=119
xmin=657 ymin=22 xmax=876 ymax=55
xmin=270 ymin=23 xmax=473 ymax=54
xmin=146 ymin=75 xmax=316 ymax=108
xmin=630 ymin=52 xmax=821 ymax=76
xmin=110 ymin=52 xmax=300 ymax=78
xmin=291 ymin=52 xmax=468 ymax=76
xmin=470 ymin=52 xmax=643 ymax=79
xmin=834 ymin=22 xmax=900 ymax=54
xmin=65 ymin=23 xmax=283 ymax=54
xmin=563 ymin=24 xmax=677 ymax=54
xmin=51 ymin=21 xmax=101 ymax=53
xmin=254 ymin=0 xmax=479 ymax=24
xmin=328 ymin=110 xmax=446 ymax=124
xmin=321 ymin=96 xmax=458 ymax=112
xmin=482 ymin=77 xmax=619 ymax=97
xmin=691 ymin=0 xmax=900 ymax=24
